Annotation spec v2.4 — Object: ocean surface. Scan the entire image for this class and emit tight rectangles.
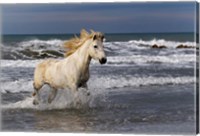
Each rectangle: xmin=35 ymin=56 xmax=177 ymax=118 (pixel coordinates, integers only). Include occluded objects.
xmin=0 ymin=33 xmax=197 ymax=134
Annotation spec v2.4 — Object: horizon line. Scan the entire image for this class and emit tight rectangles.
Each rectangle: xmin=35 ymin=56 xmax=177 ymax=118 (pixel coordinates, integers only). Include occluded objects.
xmin=1 ymin=31 xmax=195 ymax=35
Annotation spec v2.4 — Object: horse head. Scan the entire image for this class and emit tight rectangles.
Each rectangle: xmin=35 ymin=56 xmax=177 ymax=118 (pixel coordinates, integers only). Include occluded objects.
xmin=88 ymin=31 xmax=107 ymax=64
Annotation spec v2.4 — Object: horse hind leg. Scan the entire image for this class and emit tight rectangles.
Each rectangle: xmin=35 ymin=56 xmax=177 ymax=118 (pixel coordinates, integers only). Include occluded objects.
xmin=82 ymin=83 xmax=90 ymax=96
xmin=48 ymin=87 xmax=57 ymax=104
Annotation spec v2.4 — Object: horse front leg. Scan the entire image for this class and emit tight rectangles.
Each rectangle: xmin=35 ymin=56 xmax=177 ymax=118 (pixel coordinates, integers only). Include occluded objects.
xmin=71 ymin=83 xmax=78 ymax=92
xmin=70 ymin=83 xmax=83 ymax=106
xmin=82 ymin=83 xmax=90 ymax=96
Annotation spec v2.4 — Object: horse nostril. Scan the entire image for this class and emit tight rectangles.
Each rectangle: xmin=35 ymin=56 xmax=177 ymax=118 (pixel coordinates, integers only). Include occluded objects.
xmin=99 ymin=57 xmax=107 ymax=64
xmin=101 ymin=58 xmax=107 ymax=64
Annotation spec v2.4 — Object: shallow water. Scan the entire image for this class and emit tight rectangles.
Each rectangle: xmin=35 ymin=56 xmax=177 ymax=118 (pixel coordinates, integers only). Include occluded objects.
xmin=1 ymin=84 xmax=195 ymax=134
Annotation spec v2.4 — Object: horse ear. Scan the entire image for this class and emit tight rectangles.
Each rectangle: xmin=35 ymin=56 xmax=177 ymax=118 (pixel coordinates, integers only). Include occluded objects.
xmin=93 ymin=34 xmax=97 ymax=41
xmin=101 ymin=35 xmax=105 ymax=42
xmin=90 ymin=29 xmax=95 ymax=34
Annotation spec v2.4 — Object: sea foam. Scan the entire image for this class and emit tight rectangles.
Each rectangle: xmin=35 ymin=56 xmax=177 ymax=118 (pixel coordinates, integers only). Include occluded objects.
xmin=1 ymin=75 xmax=195 ymax=94
xmin=1 ymin=52 xmax=195 ymax=68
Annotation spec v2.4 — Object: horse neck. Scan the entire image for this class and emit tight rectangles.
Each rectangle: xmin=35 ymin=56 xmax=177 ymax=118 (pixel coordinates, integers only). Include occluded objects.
xmin=72 ymin=40 xmax=91 ymax=71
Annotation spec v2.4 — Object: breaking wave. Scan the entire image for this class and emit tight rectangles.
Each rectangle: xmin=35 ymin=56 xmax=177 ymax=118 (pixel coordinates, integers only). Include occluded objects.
xmin=1 ymin=53 xmax=195 ymax=68
xmin=1 ymin=76 xmax=195 ymax=94
xmin=1 ymin=38 xmax=196 ymax=60
xmin=1 ymin=75 xmax=195 ymax=110
xmin=128 ymin=39 xmax=195 ymax=48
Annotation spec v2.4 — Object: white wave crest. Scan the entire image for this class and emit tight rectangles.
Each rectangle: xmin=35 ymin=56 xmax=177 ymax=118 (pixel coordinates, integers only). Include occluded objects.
xmin=89 ymin=76 xmax=195 ymax=89
xmin=1 ymin=59 xmax=42 ymax=68
xmin=19 ymin=39 xmax=64 ymax=47
xmin=128 ymin=39 xmax=195 ymax=48
xmin=1 ymin=79 xmax=33 ymax=93
xmin=1 ymin=38 xmax=196 ymax=60
xmin=104 ymin=39 xmax=195 ymax=51
xmin=18 ymin=39 xmax=65 ymax=49
xmin=1 ymin=75 xmax=194 ymax=110
xmin=107 ymin=54 xmax=195 ymax=65
xmin=4 ymin=38 xmax=196 ymax=51
xmin=1 ymin=76 xmax=195 ymax=94
xmin=1 ymin=53 xmax=195 ymax=68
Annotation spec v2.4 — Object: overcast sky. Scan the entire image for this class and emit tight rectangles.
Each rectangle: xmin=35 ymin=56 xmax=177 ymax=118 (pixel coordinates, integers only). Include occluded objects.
xmin=1 ymin=2 xmax=196 ymax=34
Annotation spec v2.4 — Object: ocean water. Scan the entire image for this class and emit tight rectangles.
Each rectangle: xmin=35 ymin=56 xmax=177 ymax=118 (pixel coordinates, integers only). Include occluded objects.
xmin=0 ymin=33 xmax=197 ymax=134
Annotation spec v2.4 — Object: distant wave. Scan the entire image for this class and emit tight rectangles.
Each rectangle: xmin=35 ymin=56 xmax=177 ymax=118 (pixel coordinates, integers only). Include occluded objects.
xmin=1 ymin=39 xmax=65 ymax=60
xmin=107 ymin=54 xmax=195 ymax=66
xmin=18 ymin=39 xmax=64 ymax=49
xmin=1 ymin=38 xmax=196 ymax=60
xmin=2 ymin=38 xmax=195 ymax=49
xmin=128 ymin=39 xmax=195 ymax=48
xmin=1 ymin=59 xmax=42 ymax=67
xmin=1 ymin=52 xmax=195 ymax=68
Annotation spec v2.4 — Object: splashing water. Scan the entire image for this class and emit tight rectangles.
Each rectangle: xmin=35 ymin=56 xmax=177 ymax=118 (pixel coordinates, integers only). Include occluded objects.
xmin=2 ymin=86 xmax=105 ymax=110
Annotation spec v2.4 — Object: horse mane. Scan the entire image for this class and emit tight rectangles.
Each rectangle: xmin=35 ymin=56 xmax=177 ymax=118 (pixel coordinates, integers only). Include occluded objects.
xmin=63 ymin=29 xmax=104 ymax=57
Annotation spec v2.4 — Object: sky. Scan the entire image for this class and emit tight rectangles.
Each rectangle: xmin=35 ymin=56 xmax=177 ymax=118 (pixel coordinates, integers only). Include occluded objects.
xmin=1 ymin=2 xmax=197 ymax=34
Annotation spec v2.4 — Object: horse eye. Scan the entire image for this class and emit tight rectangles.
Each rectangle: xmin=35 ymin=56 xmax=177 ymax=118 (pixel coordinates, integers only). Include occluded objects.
xmin=94 ymin=45 xmax=98 ymax=48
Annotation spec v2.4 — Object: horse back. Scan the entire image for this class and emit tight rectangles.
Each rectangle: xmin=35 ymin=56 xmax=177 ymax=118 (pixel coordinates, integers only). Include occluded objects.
xmin=34 ymin=59 xmax=59 ymax=88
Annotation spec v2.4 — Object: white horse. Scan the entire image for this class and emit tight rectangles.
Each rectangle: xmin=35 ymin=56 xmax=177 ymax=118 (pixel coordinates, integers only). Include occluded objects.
xmin=32 ymin=29 xmax=106 ymax=105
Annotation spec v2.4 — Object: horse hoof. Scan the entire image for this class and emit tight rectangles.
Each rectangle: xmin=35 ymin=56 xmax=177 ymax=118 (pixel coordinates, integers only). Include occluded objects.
xmin=33 ymin=99 xmax=39 ymax=105
xmin=87 ymin=92 xmax=90 ymax=96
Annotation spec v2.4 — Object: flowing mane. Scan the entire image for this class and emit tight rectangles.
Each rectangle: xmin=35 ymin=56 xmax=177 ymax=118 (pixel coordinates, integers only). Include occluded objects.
xmin=63 ymin=29 xmax=104 ymax=57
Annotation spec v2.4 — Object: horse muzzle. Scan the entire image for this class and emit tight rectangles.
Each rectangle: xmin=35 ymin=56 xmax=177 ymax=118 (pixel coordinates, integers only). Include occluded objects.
xmin=99 ymin=58 xmax=107 ymax=64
